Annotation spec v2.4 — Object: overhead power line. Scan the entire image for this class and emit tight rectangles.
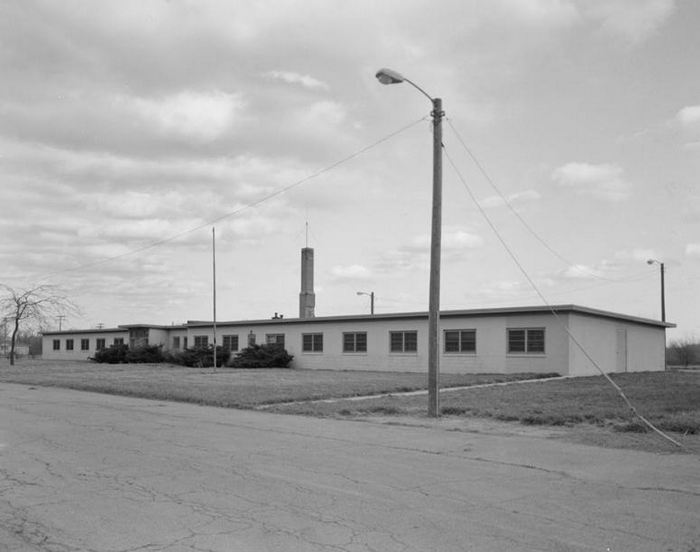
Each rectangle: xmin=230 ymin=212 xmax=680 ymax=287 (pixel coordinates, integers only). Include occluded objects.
xmin=443 ymin=143 xmax=685 ymax=450
xmin=37 ymin=117 xmax=427 ymax=283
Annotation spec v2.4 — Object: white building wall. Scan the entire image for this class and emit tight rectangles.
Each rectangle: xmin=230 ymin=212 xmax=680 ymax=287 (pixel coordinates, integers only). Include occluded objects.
xmin=205 ymin=313 xmax=570 ymax=374
xmin=42 ymin=330 xmax=128 ymax=361
xmin=568 ymin=314 xmax=666 ymax=375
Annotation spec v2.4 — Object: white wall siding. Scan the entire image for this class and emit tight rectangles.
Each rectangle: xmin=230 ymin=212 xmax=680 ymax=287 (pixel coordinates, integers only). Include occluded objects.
xmin=42 ymin=331 xmax=129 ymax=361
xmin=568 ymin=314 xmax=665 ymax=375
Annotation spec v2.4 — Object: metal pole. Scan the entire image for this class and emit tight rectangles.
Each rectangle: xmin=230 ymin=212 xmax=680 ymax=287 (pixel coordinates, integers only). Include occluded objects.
xmin=660 ymin=262 xmax=665 ymax=323
xmin=212 ymin=227 xmax=217 ymax=368
xmin=428 ymin=97 xmax=443 ymax=418
xmin=370 ymin=292 xmax=375 ymax=315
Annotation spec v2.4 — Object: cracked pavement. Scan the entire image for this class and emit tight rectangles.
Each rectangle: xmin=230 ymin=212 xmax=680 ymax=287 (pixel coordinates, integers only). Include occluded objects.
xmin=0 ymin=383 xmax=697 ymax=551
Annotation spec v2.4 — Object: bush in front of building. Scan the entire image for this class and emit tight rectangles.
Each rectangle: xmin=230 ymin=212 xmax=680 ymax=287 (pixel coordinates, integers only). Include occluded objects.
xmin=165 ymin=345 xmax=229 ymax=368
xmin=228 ymin=343 xmax=294 ymax=368
xmin=91 ymin=343 xmax=129 ymax=363
xmin=91 ymin=344 xmax=164 ymax=364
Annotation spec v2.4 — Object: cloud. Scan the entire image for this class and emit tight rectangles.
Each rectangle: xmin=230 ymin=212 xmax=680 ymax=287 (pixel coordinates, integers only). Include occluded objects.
xmin=407 ymin=229 xmax=484 ymax=252
xmin=329 ymin=264 xmax=372 ymax=281
xmin=686 ymin=244 xmax=700 ymax=258
xmin=264 ymin=71 xmax=329 ymax=91
xmin=129 ymin=90 xmax=244 ymax=142
xmin=560 ymin=264 xmax=605 ymax=279
xmin=552 ymin=162 xmax=632 ymax=201
xmin=480 ymin=189 xmax=541 ymax=209
xmin=676 ymin=105 xmax=700 ymax=127
xmin=578 ymin=0 xmax=676 ymax=44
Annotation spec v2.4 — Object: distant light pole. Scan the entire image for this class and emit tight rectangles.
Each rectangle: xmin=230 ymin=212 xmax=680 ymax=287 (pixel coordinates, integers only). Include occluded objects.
xmin=647 ymin=259 xmax=666 ymax=322
xmin=356 ymin=291 xmax=375 ymax=315
xmin=376 ymin=67 xmax=444 ymax=418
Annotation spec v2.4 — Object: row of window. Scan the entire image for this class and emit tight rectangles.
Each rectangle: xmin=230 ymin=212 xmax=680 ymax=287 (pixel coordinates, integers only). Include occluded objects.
xmin=51 ymin=328 xmax=546 ymax=355
xmin=52 ymin=337 xmax=124 ymax=351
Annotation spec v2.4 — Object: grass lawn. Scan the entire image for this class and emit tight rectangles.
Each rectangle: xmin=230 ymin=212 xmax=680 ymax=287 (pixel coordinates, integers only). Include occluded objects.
xmin=2 ymin=360 xmax=698 ymax=452
xmin=0 ymin=359 xmax=553 ymax=408
xmin=268 ymin=371 xmax=700 ymax=436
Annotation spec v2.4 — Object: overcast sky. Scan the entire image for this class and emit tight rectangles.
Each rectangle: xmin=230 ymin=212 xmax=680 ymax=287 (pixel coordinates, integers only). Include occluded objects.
xmin=1 ymin=0 xmax=699 ymax=339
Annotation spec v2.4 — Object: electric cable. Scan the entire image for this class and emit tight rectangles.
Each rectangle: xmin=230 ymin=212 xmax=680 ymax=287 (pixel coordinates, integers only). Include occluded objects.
xmin=447 ymin=118 xmax=641 ymax=283
xmin=443 ymin=143 xmax=686 ymax=450
xmin=36 ymin=116 xmax=428 ymax=283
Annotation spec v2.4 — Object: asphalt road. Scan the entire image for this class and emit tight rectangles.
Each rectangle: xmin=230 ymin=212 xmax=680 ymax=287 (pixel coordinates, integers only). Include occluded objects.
xmin=0 ymin=383 xmax=698 ymax=552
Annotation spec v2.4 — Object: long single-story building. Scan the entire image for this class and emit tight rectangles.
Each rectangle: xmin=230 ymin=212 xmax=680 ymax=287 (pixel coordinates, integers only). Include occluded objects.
xmin=41 ymin=304 xmax=672 ymax=376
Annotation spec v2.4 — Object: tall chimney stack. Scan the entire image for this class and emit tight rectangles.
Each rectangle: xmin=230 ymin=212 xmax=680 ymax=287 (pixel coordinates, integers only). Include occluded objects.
xmin=299 ymin=247 xmax=315 ymax=318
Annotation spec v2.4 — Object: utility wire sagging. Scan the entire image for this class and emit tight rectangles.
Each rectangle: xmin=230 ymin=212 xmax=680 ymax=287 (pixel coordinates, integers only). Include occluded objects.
xmin=443 ymin=142 xmax=685 ymax=450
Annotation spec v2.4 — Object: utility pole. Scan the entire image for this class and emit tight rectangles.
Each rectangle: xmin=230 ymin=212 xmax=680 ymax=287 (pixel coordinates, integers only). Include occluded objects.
xmin=56 ymin=315 xmax=66 ymax=332
xmin=212 ymin=227 xmax=217 ymax=368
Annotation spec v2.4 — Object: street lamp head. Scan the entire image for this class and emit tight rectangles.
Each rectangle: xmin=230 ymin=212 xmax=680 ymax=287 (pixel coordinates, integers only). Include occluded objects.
xmin=647 ymin=259 xmax=655 ymax=265
xmin=375 ymin=68 xmax=405 ymax=85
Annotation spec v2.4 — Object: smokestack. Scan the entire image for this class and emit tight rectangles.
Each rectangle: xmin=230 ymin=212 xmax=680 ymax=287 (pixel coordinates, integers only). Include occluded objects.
xmin=299 ymin=247 xmax=315 ymax=318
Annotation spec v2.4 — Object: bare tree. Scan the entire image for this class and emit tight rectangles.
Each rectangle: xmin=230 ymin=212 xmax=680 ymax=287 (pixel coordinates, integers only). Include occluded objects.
xmin=0 ymin=285 xmax=79 ymax=365
xmin=666 ymin=336 xmax=698 ymax=368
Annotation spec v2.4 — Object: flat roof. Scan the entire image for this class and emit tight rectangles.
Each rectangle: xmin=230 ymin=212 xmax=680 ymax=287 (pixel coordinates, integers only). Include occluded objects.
xmin=187 ymin=304 xmax=674 ymax=329
xmin=42 ymin=305 xmax=674 ymax=336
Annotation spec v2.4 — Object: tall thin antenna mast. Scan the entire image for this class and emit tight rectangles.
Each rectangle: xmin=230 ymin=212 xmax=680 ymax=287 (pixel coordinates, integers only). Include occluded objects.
xmin=212 ymin=227 xmax=217 ymax=368
xmin=305 ymin=221 xmax=309 ymax=248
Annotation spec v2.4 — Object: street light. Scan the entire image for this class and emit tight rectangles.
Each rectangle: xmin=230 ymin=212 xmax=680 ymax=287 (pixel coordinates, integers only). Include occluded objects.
xmin=356 ymin=291 xmax=375 ymax=315
xmin=647 ymin=259 xmax=666 ymax=322
xmin=376 ymin=67 xmax=444 ymax=417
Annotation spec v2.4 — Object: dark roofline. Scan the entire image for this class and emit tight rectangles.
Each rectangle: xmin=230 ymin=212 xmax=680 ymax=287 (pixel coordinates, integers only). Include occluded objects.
xmin=42 ymin=327 xmax=126 ymax=336
xmin=187 ymin=304 xmax=674 ymax=329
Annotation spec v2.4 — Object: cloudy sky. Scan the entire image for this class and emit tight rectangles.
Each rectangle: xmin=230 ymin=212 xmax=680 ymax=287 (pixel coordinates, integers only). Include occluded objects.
xmin=1 ymin=0 xmax=699 ymax=339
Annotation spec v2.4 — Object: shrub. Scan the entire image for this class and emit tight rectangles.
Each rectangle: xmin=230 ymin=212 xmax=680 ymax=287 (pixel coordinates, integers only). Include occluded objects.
xmin=92 ymin=344 xmax=164 ymax=364
xmin=228 ymin=343 xmax=293 ymax=368
xmin=92 ymin=344 xmax=129 ymax=364
xmin=166 ymin=345 xmax=229 ymax=368
xmin=126 ymin=344 xmax=164 ymax=363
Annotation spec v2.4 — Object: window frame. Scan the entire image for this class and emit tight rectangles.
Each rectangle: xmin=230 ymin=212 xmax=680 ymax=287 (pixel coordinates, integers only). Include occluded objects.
xmin=96 ymin=338 xmax=106 ymax=350
xmin=194 ymin=335 xmax=209 ymax=348
xmin=80 ymin=338 xmax=90 ymax=351
xmin=507 ymin=328 xmax=546 ymax=355
xmin=53 ymin=339 xmax=60 ymax=351
xmin=114 ymin=337 xmax=124 ymax=346
xmin=66 ymin=339 xmax=74 ymax=351
xmin=265 ymin=334 xmax=285 ymax=347
xmin=302 ymin=333 xmax=323 ymax=353
xmin=444 ymin=329 xmax=476 ymax=354
xmin=343 ymin=332 xmax=367 ymax=353
xmin=389 ymin=330 xmax=418 ymax=354
xmin=222 ymin=335 xmax=239 ymax=352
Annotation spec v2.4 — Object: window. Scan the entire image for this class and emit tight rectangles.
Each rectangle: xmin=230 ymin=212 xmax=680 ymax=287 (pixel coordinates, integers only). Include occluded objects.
xmin=223 ymin=335 xmax=239 ymax=351
xmin=302 ymin=333 xmax=323 ymax=352
xmin=266 ymin=334 xmax=285 ymax=347
xmin=114 ymin=338 xmax=124 ymax=346
xmin=172 ymin=336 xmax=180 ymax=350
xmin=444 ymin=330 xmax=476 ymax=353
xmin=194 ymin=335 xmax=208 ymax=348
xmin=81 ymin=338 xmax=90 ymax=351
xmin=66 ymin=339 xmax=74 ymax=351
xmin=96 ymin=338 xmax=106 ymax=350
xmin=508 ymin=328 xmax=545 ymax=354
xmin=390 ymin=331 xmax=417 ymax=353
xmin=343 ymin=332 xmax=367 ymax=353
xmin=53 ymin=339 xmax=60 ymax=351
xmin=183 ymin=337 xmax=188 ymax=349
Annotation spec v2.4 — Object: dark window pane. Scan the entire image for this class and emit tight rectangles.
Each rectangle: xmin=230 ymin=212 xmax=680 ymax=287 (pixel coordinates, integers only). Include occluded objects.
xmin=355 ymin=333 xmax=367 ymax=352
xmin=508 ymin=330 xmax=525 ymax=353
xmin=528 ymin=329 xmax=545 ymax=353
xmin=404 ymin=331 xmax=417 ymax=352
xmin=444 ymin=330 xmax=460 ymax=352
xmin=390 ymin=332 xmax=403 ymax=352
